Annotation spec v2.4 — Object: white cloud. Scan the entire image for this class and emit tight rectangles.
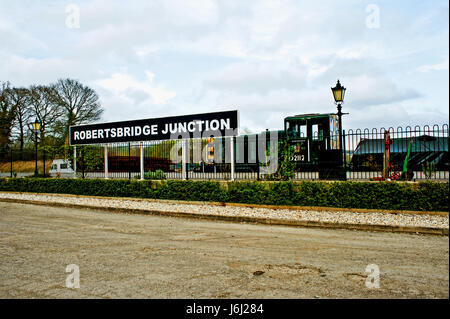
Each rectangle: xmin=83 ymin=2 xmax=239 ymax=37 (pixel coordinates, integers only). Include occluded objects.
xmin=0 ymin=54 xmax=87 ymax=86
xmin=418 ymin=58 xmax=449 ymax=72
xmin=0 ymin=0 xmax=448 ymax=131
xmin=344 ymin=75 xmax=422 ymax=108
xmin=95 ymin=71 xmax=176 ymax=105
xmin=205 ymin=61 xmax=308 ymax=94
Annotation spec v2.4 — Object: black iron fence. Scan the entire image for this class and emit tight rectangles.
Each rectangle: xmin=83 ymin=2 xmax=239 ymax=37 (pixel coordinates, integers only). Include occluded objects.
xmin=0 ymin=148 xmax=52 ymax=177
xmin=1 ymin=124 xmax=448 ymax=181
xmin=344 ymin=124 xmax=448 ymax=180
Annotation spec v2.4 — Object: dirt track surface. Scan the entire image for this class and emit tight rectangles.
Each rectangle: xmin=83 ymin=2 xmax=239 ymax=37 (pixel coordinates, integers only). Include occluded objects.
xmin=0 ymin=201 xmax=448 ymax=298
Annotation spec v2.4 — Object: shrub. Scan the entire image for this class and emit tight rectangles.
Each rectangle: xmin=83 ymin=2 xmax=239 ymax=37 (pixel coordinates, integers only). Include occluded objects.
xmin=422 ymin=162 xmax=437 ymax=179
xmin=227 ymin=181 xmax=268 ymax=204
xmin=144 ymin=170 xmax=166 ymax=180
xmin=0 ymin=178 xmax=447 ymax=212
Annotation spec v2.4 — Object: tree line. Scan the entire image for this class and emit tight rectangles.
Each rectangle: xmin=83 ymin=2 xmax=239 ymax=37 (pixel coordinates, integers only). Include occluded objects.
xmin=0 ymin=78 xmax=103 ymax=159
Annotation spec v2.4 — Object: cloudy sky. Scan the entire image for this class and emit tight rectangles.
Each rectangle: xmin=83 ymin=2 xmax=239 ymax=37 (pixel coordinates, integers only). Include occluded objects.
xmin=1 ymin=0 xmax=448 ymax=133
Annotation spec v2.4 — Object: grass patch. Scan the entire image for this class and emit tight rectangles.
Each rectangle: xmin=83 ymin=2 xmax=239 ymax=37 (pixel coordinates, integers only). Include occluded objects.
xmin=0 ymin=160 xmax=50 ymax=173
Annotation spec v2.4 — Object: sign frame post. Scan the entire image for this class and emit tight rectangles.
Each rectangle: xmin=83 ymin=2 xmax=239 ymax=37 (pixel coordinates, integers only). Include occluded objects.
xmin=182 ymin=139 xmax=188 ymax=180
xmin=140 ymin=142 xmax=144 ymax=181
xmin=104 ymin=145 xmax=109 ymax=179
xmin=73 ymin=146 xmax=77 ymax=178
xmin=230 ymin=136 xmax=235 ymax=181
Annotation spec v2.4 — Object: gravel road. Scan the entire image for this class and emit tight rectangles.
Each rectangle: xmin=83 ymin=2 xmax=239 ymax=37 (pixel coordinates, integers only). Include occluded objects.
xmin=0 ymin=201 xmax=448 ymax=298
xmin=0 ymin=192 xmax=448 ymax=231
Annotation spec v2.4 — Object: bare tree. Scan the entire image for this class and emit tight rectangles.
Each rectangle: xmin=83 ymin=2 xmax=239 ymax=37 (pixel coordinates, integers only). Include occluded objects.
xmin=29 ymin=84 xmax=65 ymax=143
xmin=52 ymin=78 xmax=103 ymax=145
xmin=7 ymin=87 xmax=32 ymax=157
xmin=0 ymin=81 xmax=17 ymax=155
xmin=28 ymin=84 xmax=66 ymax=174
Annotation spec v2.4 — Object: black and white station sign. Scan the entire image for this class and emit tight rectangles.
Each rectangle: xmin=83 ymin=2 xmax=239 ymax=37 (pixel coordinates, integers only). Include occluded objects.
xmin=69 ymin=110 xmax=239 ymax=145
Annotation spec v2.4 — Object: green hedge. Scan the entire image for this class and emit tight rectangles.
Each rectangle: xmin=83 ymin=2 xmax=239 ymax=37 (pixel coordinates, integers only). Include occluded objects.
xmin=0 ymin=178 xmax=448 ymax=211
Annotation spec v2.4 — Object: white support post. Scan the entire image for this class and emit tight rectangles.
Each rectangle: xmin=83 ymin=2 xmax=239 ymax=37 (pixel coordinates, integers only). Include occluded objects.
xmin=140 ymin=142 xmax=144 ymax=180
xmin=73 ymin=146 xmax=77 ymax=178
xmin=230 ymin=136 xmax=235 ymax=181
xmin=307 ymin=139 xmax=310 ymax=162
xmin=104 ymin=145 xmax=109 ymax=179
xmin=182 ymin=139 xmax=187 ymax=180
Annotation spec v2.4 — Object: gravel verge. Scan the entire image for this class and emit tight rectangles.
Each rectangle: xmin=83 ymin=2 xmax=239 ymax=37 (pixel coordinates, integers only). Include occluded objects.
xmin=0 ymin=191 xmax=448 ymax=234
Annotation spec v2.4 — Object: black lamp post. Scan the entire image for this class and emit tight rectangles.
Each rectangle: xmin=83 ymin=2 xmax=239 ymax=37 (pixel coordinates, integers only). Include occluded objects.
xmin=331 ymin=80 xmax=347 ymax=179
xmin=29 ymin=117 xmax=41 ymax=176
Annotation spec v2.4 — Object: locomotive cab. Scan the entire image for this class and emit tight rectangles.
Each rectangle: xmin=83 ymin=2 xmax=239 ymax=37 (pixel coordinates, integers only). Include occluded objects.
xmin=284 ymin=113 xmax=343 ymax=177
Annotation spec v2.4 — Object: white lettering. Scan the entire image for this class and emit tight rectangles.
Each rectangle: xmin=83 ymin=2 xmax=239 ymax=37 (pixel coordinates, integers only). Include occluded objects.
xmin=124 ymin=127 xmax=131 ymax=137
xmin=178 ymin=122 xmax=187 ymax=133
xmin=143 ymin=125 xmax=151 ymax=135
xmin=162 ymin=124 xmax=168 ymax=134
xmin=74 ymin=131 xmax=80 ymax=140
xmin=135 ymin=126 xmax=142 ymax=136
xmin=196 ymin=120 xmax=204 ymax=131
xmin=220 ymin=118 xmax=230 ymax=130
xmin=169 ymin=123 xmax=177 ymax=134
xmin=210 ymin=119 xmax=219 ymax=130
xmin=117 ymin=127 xmax=123 ymax=137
